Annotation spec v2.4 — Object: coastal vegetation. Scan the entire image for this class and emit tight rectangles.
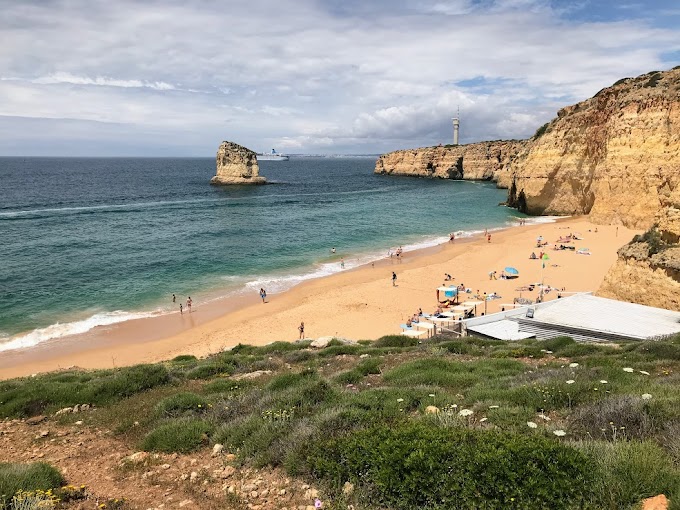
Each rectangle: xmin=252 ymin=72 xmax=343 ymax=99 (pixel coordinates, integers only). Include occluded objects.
xmin=2 ymin=333 xmax=680 ymax=508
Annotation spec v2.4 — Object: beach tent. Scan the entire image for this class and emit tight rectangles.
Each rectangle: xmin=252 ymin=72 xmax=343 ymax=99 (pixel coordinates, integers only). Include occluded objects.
xmin=461 ymin=299 xmax=484 ymax=316
xmin=436 ymin=286 xmax=458 ymax=304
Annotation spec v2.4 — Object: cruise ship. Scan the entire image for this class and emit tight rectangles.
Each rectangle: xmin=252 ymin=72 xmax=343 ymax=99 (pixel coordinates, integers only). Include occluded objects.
xmin=257 ymin=149 xmax=289 ymax=161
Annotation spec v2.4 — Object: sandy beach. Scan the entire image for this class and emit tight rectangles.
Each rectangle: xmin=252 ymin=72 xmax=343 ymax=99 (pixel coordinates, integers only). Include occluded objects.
xmin=0 ymin=218 xmax=639 ymax=380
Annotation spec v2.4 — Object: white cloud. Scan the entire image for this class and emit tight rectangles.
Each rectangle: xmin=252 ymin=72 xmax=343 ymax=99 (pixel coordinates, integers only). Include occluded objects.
xmin=0 ymin=0 xmax=678 ymax=155
xmin=29 ymin=72 xmax=176 ymax=90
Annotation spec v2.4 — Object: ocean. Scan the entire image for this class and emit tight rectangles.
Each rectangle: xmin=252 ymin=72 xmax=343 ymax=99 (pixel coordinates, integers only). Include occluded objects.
xmin=0 ymin=156 xmax=532 ymax=352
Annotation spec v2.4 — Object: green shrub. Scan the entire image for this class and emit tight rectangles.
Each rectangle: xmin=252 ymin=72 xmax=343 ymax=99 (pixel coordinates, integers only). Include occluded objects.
xmin=283 ymin=350 xmax=315 ymax=363
xmin=202 ymin=378 xmax=253 ymax=395
xmin=334 ymin=370 xmax=363 ymax=385
xmin=373 ymin=335 xmax=419 ymax=348
xmin=267 ymin=370 xmax=316 ymax=391
xmin=633 ymin=342 xmax=680 ymax=361
xmin=356 ymin=358 xmax=381 ymax=375
xmin=535 ymin=336 xmax=576 ymax=353
xmin=436 ymin=340 xmax=482 ymax=355
xmin=171 ymin=355 xmax=197 ymax=363
xmin=141 ymin=419 xmax=213 ymax=453
xmin=89 ymin=365 xmax=170 ymax=401
xmin=0 ymin=365 xmax=170 ymax=418
xmin=317 ymin=345 xmax=362 ymax=357
xmin=580 ymin=440 xmax=680 ymax=508
xmin=308 ymin=423 xmax=594 ymax=509
xmin=185 ymin=360 xmax=236 ymax=380
xmin=216 ymin=415 xmax=292 ymax=466
xmin=0 ymin=462 xmax=64 ymax=506
xmin=533 ymin=122 xmax=550 ymax=139
xmin=155 ymin=392 xmax=207 ymax=418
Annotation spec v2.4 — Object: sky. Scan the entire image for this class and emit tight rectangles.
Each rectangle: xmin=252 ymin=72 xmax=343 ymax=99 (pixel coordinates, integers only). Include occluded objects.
xmin=1 ymin=0 xmax=679 ymax=156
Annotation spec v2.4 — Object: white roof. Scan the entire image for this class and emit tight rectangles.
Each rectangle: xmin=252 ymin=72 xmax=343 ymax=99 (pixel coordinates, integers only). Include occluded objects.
xmin=527 ymin=294 xmax=680 ymax=340
xmin=467 ymin=320 xmax=535 ymax=341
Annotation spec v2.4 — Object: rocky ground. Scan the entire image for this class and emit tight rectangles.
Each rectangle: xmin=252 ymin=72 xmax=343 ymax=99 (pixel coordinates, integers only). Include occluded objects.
xmin=1 ymin=416 xmax=323 ymax=510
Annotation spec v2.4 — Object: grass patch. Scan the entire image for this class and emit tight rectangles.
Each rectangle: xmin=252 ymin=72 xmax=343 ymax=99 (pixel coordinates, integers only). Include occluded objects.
xmin=140 ymin=419 xmax=213 ymax=453
xmin=579 ymin=440 xmax=680 ymax=508
xmin=155 ymin=392 xmax=208 ymax=418
xmin=0 ymin=365 xmax=170 ymax=418
xmin=0 ymin=462 xmax=64 ymax=506
xmin=383 ymin=358 xmax=525 ymax=389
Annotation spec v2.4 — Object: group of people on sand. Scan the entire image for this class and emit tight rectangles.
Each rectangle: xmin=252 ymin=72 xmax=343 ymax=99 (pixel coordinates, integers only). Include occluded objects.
xmin=388 ymin=246 xmax=404 ymax=260
xmin=172 ymin=294 xmax=192 ymax=314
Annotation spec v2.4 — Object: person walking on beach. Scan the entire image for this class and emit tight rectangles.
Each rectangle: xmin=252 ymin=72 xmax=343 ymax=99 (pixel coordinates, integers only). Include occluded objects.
xmin=187 ymin=296 xmax=192 ymax=313
xmin=179 ymin=303 xmax=183 ymax=315
xmin=340 ymin=258 xmax=345 ymax=269
xmin=392 ymin=271 xmax=397 ymax=286
xmin=487 ymin=233 xmax=491 ymax=243
xmin=298 ymin=321 xmax=305 ymax=340
xmin=172 ymin=293 xmax=176 ymax=303
xmin=259 ymin=288 xmax=267 ymax=303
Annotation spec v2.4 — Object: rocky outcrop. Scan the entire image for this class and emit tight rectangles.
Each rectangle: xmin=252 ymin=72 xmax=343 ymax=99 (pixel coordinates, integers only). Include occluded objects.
xmin=506 ymin=67 xmax=680 ymax=230
xmin=210 ymin=141 xmax=266 ymax=185
xmin=598 ymin=186 xmax=680 ymax=311
xmin=375 ymin=140 xmax=525 ymax=182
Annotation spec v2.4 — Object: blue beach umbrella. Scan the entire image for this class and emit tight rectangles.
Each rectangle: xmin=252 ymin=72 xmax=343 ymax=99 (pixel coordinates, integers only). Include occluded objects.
xmin=504 ymin=267 xmax=519 ymax=276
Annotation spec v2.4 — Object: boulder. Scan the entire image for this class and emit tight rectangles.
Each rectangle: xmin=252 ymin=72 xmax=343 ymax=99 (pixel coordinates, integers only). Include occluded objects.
xmin=642 ymin=495 xmax=669 ymax=510
xmin=211 ymin=141 xmax=266 ymax=185
xmin=212 ymin=443 xmax=224 ymax=457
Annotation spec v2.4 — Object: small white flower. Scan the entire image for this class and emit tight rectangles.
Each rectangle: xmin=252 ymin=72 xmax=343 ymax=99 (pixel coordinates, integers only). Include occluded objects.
xmin=553 ymin=430 xmax=567 ymax=437
xmin=458 ymin=409 xmax=473 ymax=417
xmin=480 ymin=417 xmax=488 ymax=422
xmin=451 ymin=404 xmax=458 ymax=408
xmin=396 ymin=398 xmax=404 ymax=402
xmin=538 ymin=414 xmax=551 ymax=421
xmin=641 ymin=393 xmax=652 ymax=400
xmin=623 ymin=367 xmax=634 ymax=373
xmin=488 ymin=405 xmax=500 ymax=409
xmin=569 ymin=363 xmax=579 ymax=368
xmin=639 ymin=370 xmax=650 ymax=375
xmin=545 ymin=350 xmax=553 ymax=354
xmin=527 ymin=421 xmax=538 ymax=429
xmin=429 ymin=394 xmax=436 ymax=397
xmin=566 ymin=380 xmax=575 ymax=384
xmin=600 ymin=380 xmax=608 ymax=384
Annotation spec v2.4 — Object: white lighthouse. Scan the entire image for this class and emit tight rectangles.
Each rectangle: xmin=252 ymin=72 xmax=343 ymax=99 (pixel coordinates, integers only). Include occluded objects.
xmin=452 ymin=109 xmax=460 ymax=145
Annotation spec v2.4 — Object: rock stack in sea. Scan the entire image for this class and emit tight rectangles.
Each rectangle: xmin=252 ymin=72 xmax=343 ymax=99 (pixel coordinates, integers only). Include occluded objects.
xmin=210 ymin=141 xmax=266 ymax=185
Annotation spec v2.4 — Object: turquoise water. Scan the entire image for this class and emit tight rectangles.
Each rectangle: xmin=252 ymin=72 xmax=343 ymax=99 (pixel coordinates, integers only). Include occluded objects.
xmin=0 ymin=156 xmax=525 ymax=350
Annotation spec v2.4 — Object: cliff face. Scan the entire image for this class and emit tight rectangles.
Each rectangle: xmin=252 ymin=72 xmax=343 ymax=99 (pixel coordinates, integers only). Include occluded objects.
xmin=597 ymin=186 xmax=680 ymax=311
xmin=211 ymin=141 xmax=266 ymax=185
xmin=506 ymin=67 xmax=680 ymax=230
xmin=374 ymin=140 xmax=526 ymax=182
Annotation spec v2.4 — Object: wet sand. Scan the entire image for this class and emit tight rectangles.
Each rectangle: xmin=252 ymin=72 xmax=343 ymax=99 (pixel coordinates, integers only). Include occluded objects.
xmin=0 ymin=218 xmax=639 ymax=380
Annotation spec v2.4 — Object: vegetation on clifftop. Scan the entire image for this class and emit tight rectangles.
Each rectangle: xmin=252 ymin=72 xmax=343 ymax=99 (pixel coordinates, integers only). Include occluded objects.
xmin=2 ymin=333 xmax=680 ymax=509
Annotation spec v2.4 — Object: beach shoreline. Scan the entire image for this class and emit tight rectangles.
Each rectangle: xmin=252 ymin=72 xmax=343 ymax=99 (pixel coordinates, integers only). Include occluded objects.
xmin=0 ymin=217 xmax=639 ymax=380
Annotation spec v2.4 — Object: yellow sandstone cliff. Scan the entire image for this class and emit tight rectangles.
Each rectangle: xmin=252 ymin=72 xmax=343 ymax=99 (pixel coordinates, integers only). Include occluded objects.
xmin=374 ymin=140 xmax=525 ymax=181
xmin=506 ymin=67 xmax=680 ymax=230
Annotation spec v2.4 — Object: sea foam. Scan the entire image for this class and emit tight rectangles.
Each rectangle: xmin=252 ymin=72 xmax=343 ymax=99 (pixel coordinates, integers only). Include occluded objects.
xmin=0 ymin=310 xmax=162 ymax=353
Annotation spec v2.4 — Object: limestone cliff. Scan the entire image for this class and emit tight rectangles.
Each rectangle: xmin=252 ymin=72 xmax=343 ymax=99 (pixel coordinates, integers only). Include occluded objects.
xmin=374 ymin=140 xmax=525 ymax=182
xmin=211 ymin=141 xmax=266 ymax=185
xmin=506 ymin=67 xmax=680 ymax=230
xmin=598 ymin=186 xmax=680 ymax=311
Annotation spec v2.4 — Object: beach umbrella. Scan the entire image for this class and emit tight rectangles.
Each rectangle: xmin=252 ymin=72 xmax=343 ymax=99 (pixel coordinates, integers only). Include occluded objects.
xmin=504 ymin=267 xmax=519 ymax=277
